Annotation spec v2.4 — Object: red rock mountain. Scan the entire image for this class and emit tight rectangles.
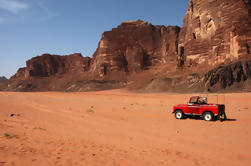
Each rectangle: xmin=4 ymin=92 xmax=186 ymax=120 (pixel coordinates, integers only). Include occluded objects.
xmin=178 ymin=0 xmax=251 ymax=67
xmin=11 ymin=21 xmax=180 ymax=80
xmin=4 ymin=0 xmax=251 ymax=92
xmin=11 ymin=53 xmax=91 ymax=80
xmin=0 ymin=76 xmax=7 ymax=83
xmin=91 ymin=20 xmax=180 ymax=77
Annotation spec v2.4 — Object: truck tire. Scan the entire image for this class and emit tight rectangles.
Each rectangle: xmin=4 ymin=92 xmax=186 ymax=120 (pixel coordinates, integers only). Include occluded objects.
xmin=203 ymin=112 xmax=214 ymax=121
xmin=175 ymin=110 xmax=184 ymax=119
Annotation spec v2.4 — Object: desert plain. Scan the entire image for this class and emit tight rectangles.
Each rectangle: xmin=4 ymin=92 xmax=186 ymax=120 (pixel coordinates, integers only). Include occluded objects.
xmin=0 ymin=90 xmax=250 ymax=166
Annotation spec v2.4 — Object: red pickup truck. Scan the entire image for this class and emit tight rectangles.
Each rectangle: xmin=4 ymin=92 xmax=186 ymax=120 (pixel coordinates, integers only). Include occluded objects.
xmin=172 ymin=96 xmax=227 ymax=121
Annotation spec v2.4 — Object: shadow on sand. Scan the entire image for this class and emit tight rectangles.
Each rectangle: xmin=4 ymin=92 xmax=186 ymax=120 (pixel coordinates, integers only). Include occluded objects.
xmin=219 ymin=118 xmax=237 ymax=122
xmin=188 ymin=117 xmax=237 ymax=122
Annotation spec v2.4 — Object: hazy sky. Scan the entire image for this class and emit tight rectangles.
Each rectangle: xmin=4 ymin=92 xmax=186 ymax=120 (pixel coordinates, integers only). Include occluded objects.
xmin=0 ymin=0 xmax=189 ymax=78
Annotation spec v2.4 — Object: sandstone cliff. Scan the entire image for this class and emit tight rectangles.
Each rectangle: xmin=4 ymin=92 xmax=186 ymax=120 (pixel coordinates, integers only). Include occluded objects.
xmin=178 ymin=0 xmax=251 ymax=67
xmin=0 ymin=76 xmax=7 ymax=83
xmin=11 ymin=53 xmax=91 ymax=80
xmin=91 ymin=20 xmax=180 ymax=77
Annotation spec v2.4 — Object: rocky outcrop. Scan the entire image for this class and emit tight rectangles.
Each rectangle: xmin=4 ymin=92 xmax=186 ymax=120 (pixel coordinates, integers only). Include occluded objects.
xmin=91 ymin=20 xmax=180 ymax=77
xmin=178 ymin=0 xmax=251 ymax=67
xmin=0 ymin=76 xmax=7 ymax=83
xmin=136 ymin=60 xmax=251 ymax=92
xmin=204 ymin=60 xmax=251 ymax=91
xmin=174 ymin=60 xmax=251 ymax=92
xmin=11 ymin=53 xmax=91 ymax=80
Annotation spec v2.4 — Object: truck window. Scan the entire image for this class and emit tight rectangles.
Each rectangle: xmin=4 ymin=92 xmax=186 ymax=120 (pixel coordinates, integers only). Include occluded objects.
xmin=189 ymin=96 xmax=199 ymax=104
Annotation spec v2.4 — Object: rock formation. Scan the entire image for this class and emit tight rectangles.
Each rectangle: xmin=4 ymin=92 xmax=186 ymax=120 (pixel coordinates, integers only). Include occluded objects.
xmin=91 ymin=20 xmax=180 ymax=77
xmin=4 ymin=0 xmax=251 ymax=92
xmin=204 ymin=60 xmax=251 ymax=91
xmin=178 ymin=0 xmax=251 ymax=67
xmin=0 ymin=76 xmax=7 ymax=83
xmin=137 ymin=60 xmax=251 ymax=92
xmin=11 ymin=53 xmax=91 ymax=80
xmin=11 ymin=21 xmax=180 ymax=80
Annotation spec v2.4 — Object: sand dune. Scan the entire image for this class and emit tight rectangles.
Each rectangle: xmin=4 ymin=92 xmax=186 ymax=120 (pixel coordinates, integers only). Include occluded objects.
xmin=0 ymin=90 xmax=250 ymax=166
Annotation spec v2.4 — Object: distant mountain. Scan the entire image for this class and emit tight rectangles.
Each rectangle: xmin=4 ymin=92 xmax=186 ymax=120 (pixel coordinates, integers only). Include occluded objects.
xmin=0 ymin=76 xmax=7 ymax=83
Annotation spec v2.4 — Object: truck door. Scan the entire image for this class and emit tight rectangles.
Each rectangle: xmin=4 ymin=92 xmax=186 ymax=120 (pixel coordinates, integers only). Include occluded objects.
xmin=188 ymin=96 xmax=201 ymax=115
xmin=188 ymin=104 xmax=200 ymax=114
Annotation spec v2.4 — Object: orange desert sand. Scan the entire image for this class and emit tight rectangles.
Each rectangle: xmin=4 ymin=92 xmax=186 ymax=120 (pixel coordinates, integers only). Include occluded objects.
xmin=0 ymin=90 xmax=250 ymax=166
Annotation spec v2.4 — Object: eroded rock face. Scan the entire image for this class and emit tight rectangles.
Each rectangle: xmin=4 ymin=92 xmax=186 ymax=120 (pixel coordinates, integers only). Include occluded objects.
xmin=178 ymin=0 xmax=251 ymax=67
xmin=11 ymin=53 xmax=91 ymax=80
xmin=91 ymin=20 xmax=180 ymax=77
xmin=0 ymin=76 xmax=7 ymax=83
xmin=204 ymin=60 xmax=251 ymax=91
xmin=137 ymin=60 xmax=251 ymax=92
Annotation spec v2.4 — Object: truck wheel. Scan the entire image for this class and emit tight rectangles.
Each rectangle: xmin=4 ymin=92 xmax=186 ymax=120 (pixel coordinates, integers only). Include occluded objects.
xmin=175 ymin=110 xmax=184 ymax=119
xmin=203 ymin=112 xmax=213 ymax=121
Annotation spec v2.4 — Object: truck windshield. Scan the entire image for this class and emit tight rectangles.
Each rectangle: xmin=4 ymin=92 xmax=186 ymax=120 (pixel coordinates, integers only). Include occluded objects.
xmin=189 ymin=96 xmax=199 ymax=104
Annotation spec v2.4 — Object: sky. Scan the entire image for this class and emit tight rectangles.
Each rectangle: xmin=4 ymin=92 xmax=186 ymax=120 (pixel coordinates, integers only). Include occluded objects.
xmin=0 ymin=0 xmax=189 ymax=78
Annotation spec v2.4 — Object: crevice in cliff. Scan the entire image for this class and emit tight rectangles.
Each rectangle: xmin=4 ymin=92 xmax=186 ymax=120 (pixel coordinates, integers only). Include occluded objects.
xmin=246 ymin=43 xmax=250 ymax=55
xmin=177 ymin=46 xmax=185 ymax=68
xmin=192 ymin=33 xmax=196 ymax=39
xmin=103 ymin=64 xmax=107 ymax=75
xmin=191 ymin=1 xmax=194 ymax=13
xmin=143 ymin=53 xmax=151 ymax=69
xmin=122 ymin=55 xmax=129 ymax=73
xmin=195 ymin=16 xmax=201 ymax=29
xmin=175 ymin=41 xmax=179 ymax=54
xmin=241 ymin=0 xmax=251 ymax=8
